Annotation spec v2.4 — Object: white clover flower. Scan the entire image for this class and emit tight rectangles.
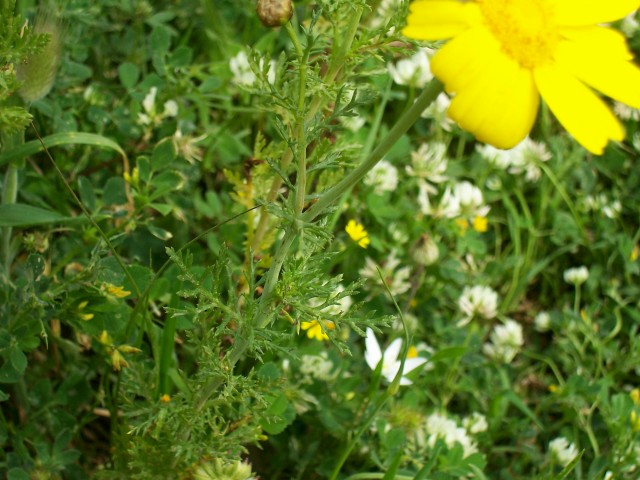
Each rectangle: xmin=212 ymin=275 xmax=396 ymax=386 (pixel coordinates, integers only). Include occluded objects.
xmin=549 ymin=437 xmax=579 ymax=467
xmin=138 ymin=87 xmax=179 ymax=126
xmin=229 ymin=51 xmax=255 ymax=86
xmin=463 ymin=412 xmax=488 ymax=434
xmin=370 ymin=0 xmax=402 ymax=28
xmin=388 ymin=223 xmax=409 ymax=245
xmin=458 ymin=285 xmax=499 ymax=324
xmin=425 ymin=413 xmax=478 ymax=457
xmin=300 ymin=352 xmax=336 ymax=382
xmin=364 ymin=328 xmax=427 ymax=385
xmin=388 ymin=48 xmax=433 ymax=88
xmin=482 ymin=319 xmax=524 ymax=363
xmin=359 ymin=251 xmax=412 ymax=296
xmin=421 ymin=92 xmax=453 ymax=130
xmin=341 ymin=114 xmax=366 ymax=132
xmin=477 ymin=138 xmax=551 ymax=182
xmin=534 ymin=311 xmax=551 ymax=332
xmin=229 ymin=50 xmax=276 ymax=86
xmin=563 ymin=266 xmax=589 ymax=286
xmin=417 ymin=181 xmax=435 ymax=216
xmin=364 ymin=159 xmax=399 ymax=195
xmin=406 ymin=142 xmax=449 ymax=183
xmin=582 ymin=193 xmax=622 ymax=219
xmin=142 ymin=86 xmax=157 ymax=114
xmin=163 ymin=100 xmax=179 ymax=117
xmin=440 ymin=181 xmax=489 ymax=219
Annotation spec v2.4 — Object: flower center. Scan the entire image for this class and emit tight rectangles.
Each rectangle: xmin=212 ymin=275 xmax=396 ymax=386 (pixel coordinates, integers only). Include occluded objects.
xmin=477 ymin=0 xmax=558 ymax=69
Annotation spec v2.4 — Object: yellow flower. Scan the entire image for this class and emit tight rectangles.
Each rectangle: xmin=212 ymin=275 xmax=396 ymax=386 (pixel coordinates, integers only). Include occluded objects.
xmin=345 ymin=220 xmax=370 ymax=248
xmin=300 ymin=320 xmax=336 ymax=341
xmin=631 ymin=245 xmax=639 ymax=262
xmin=105 ymin=283 xmax=132 ymax=298
xmin=77 ymin=300 xmax=94 ymax=321
xmin=472 ymin=215 xmax=488 ymax=233
xmin=631 ymin=388 xmax=640 ymax=405
xmin=160 ymin=394 xmax=171 ymax=403
xmin=403 ymin=1 xmax=640 ymax=154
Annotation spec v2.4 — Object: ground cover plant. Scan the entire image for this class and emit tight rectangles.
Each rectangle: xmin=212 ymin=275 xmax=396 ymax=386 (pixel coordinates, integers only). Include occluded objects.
xmin=1 ymin=0 xmax=640 ymax=478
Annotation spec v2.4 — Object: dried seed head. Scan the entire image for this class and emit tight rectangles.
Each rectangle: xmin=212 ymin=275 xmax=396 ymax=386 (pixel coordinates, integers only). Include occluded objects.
xmin=17 ymin=12 xmax=63 ymax=103
xmin=256 ymin=0 xmax=293 ymax=28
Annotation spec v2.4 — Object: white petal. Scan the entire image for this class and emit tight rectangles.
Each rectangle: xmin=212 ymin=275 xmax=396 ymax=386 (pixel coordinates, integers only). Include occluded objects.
xmin=365 ymin=328 xmax=382 ymax=370
xmin=384 ymin=338 xmax=403 ymax=364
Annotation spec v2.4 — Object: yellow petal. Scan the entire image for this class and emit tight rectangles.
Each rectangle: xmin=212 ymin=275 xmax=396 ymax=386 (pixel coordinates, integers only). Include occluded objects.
xmin=534 ymin=63 xmax=625 ymax=155
xmin=555 ymin=37 xmax=640 ymax=108
xmin=431 ymin=26 xmax=496 ymax=92
xmin=559 ymin=26 xmax=633 ymax=60
xmin=434 ymin=28 xmax=539 ymax=148
xmin=402 ymin=0 xmax=480 ymax=40
xmin=553 ymin=0 xmax=639 ymax=26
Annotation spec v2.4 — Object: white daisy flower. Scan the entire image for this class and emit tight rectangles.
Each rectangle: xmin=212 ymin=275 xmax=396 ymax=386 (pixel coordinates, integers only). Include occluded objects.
xmin=364 ymin=328 xmax=427 ymax=385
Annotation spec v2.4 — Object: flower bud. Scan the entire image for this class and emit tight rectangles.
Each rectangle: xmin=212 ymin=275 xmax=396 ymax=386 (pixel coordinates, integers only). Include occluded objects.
xmin=412 ymin=234 xmax=439 ymax=266
xmin=256 ymin=0 xmax=293 ymax=28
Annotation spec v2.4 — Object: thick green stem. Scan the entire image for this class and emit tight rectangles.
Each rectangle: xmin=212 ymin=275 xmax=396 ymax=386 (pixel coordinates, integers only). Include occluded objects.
xmin=2 ymin=163 xmax=18 ymax=277
xmin=1 ymin=128 xmax=24 ymax=279
xmin=285 ymin=22 xmax=309 ymax=217
xmin=303 ymin=79 xmax=443 ymax=223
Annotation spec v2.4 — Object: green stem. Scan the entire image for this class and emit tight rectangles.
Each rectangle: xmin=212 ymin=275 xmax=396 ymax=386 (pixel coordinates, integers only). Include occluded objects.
xmin=302 ymin=79 xmax=443 ymax=223
xmin=285 ymin=22 xmax=309 ymax=217
xmin=1 ymin=163 xmax=18 ymax=278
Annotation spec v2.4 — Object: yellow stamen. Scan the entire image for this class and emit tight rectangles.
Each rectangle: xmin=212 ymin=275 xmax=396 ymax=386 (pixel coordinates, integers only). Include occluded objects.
xmin=477 ymin=0 xmax=558 ymax=69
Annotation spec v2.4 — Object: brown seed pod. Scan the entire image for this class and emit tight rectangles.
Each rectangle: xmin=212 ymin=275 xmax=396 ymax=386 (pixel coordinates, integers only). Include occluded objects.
xmin=256 ymin=0 xmax=293 ymax=28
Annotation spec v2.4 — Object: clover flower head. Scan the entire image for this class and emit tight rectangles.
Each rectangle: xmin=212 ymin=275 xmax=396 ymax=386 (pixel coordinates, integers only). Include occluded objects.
xmin=563 ymin=266 xmax=589 ymax=286
xmin=479 ymin=137 xmax=551 ymax=182
xmin=438 ymin=181 xmax=489 ymax=219
xmin=458 ymin=285 xmax=499 ymax=323
xmin=388 ymin=48 xmax=434 ymax=88
xmin=407 ymin=142 xmax=449 ymax=182
xmin=364 ymin=159 xmax=399 ymax=194
xmin=549 ymin=437 xmax=579 ymax=467
xmin=300 ymin=351 xmax=336 ymax=382
xmin=403 ymin=0 xmax=640 ymax=155
xmin=421 ymin=92 xmax=454 ymax=130
xmin=365 ymin=328 xmax=427 ymax=385
xmin=463 ymin=412 xmax=488 ymax=434
xmin=229 ymin=50 xmax=276 ymax=86
xmin=482 ymin=319 xmax=524 ymax=363
xmin=425 ymin=412 xmax=478 ymax=457
xmin=534 ymin=311 xmax=551 ymax=332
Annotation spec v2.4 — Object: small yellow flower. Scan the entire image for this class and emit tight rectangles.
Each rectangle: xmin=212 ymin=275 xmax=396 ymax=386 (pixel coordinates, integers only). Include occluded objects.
xmin=111 ymin=350 xmax=129 ymax=371
xmin=105 ymin=284 xmax=132 ymax=299
xmin=631 ymin=245 xmax=639 ymax=262
xmin=98 ymin=330 xmax=112 ymax=346
xmin=160 ymin=394 xmax=171 ymax=403
xmin=472 ymin=215 xmax=488 ymax=233
xmin=345 ymin=220 xmax=370 ymax=248
xmin=77 ymin=301 xmax=94 ymax=321
xmin=631 ymin=388 xmax=640 ymax=405
xmin=300 ymin=320 xmax=336 ymax=341
xmin=123 ymin=167 xmax=139 ymax=186
xmin=403 ymin=0 xmax=640 ymax=154
xmin=549 ymin=384 xmax=559 ymax=393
